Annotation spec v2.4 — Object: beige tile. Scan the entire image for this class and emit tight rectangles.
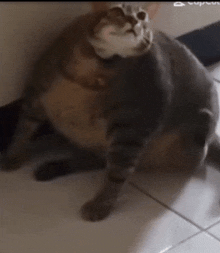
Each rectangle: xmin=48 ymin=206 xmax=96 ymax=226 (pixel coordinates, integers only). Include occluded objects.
xmin=166 ymin=233 xmax=220 ymax=253
xmin=0 ymin=168 xmax=199 ymax=253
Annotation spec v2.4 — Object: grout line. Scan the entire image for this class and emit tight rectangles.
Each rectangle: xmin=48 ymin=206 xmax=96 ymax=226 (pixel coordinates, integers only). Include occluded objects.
xmin=130 ymin=182 xmax=220 ymax=247
xmin=129 ymin=182 xmax=220 ymax=250
xmin=131 ymin=182 xmax=220 ymax=237
xmin=130 ymin=182 xmax=204 ymax=231
xmin=164 ymin=231 xmax=202 ymax=252
xmin=164 ymin=231 xmax=220 ymax=252
xmin=205 ymin=220 xmax=220 ymax=231
xmin=205 ymin=230 xmax=220 ymax=243
xmin=204 ymin=231 xmax=220 ymax=242
xmin=214 ymin=78 xmax=220 ymax=84
xmin=205 ymin=220 xmax=220 ymax=243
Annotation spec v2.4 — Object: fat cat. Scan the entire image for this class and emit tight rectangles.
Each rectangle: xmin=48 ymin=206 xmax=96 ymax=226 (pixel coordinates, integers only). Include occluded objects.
xmin=1 ymin=4 xmax=220 ymax=222
xmin=1 ymin=4 xmax=153 ymax=172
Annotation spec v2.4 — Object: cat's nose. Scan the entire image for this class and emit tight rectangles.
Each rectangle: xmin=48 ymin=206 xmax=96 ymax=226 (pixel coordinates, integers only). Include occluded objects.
xmin=126 ymin=16 xmax=138 ymax=27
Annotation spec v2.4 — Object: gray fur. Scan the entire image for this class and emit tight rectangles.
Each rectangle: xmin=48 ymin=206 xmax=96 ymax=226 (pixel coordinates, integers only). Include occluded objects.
xmin=1 ymin=6 xmax=220 ymax=222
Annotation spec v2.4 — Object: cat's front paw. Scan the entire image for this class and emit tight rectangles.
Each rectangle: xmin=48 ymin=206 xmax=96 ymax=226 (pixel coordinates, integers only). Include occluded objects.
xmin=1 ymin=155 xmax=24 ymax=171
xmin=80 ymin=199 xmax=113 ymax=222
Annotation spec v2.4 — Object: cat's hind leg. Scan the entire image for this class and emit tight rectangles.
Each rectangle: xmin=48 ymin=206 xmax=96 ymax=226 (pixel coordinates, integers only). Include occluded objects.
xmin=168 ymin=108 xmax=217 ymax=172
xmin=1 ymin=104 xmax=45 ymax=171
xmin=34 ymin=160 xmax=73 ymax=181
xmin=34 ymin=147 xmax=106 ymax=181
xmin=186 ymin=108 xmax=216 ymax=166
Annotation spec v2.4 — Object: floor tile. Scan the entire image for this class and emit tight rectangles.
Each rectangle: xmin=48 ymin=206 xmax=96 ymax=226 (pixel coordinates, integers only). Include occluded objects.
xmin=208 ymin=222 xmax=220 ymax=240
xmin=166 ymin=232 xmax=220 ymax=253
xmin=129 ymin=211 xmax=199 ymax=253
xmin=0 ymin=168 xmax=199 ymax=253
xmin=132 ymin=165 xmax=220 ymax=229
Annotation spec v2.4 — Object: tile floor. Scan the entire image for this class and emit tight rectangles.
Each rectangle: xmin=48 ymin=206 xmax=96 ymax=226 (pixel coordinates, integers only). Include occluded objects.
xmin=1 ymin=62 xmax=220 ymax=253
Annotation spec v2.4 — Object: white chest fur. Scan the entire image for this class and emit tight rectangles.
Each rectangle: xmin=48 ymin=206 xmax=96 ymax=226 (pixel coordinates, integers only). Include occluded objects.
xmin=89 ymin=23 xmax=148 ymax=59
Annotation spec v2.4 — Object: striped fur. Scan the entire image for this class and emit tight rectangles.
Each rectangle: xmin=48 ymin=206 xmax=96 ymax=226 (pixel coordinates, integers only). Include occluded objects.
xmin=1 ymin=6 xmax=220 ymax=222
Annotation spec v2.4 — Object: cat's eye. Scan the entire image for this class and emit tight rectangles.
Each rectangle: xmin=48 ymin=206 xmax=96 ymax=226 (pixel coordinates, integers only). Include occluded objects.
xmin=137 ymin=11 xmax=146 ymax=21
xmin=108 ymin=7 xmax=125 ymax=17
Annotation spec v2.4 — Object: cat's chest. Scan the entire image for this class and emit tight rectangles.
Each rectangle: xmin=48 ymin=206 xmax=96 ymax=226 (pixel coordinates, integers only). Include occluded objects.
xmin=40 ymin=76 xmax=108 ymax=151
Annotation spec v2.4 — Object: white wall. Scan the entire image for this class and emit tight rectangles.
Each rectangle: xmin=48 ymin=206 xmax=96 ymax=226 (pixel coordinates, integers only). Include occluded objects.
xmin=152 ymin=2 xmax=220 ymax=37
xmin=0 ymin=2 xmax=219 ymax=106
xmin=0 ymin=2 xmax=91 ymax=106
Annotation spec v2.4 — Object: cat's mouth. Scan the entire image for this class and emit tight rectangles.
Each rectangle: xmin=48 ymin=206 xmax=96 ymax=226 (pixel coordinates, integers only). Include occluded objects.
xmin=110 ymin=28 xmax=137 ymax=36
xmin=109 ymin=26 xmax=143 ymax=39
xmin=123 ymin=23 xmax=144 ymax=38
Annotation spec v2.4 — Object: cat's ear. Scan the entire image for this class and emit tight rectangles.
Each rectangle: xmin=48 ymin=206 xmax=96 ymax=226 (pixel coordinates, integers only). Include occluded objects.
xmin=142 ymin=3 xmax=161 ymax=20
xmin=91 ymin=2 xmax=109 ymax=12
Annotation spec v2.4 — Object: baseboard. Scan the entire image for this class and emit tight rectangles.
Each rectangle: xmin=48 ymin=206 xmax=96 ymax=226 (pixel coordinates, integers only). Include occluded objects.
xmin=1 ymin=21 xmax=220 ymax=152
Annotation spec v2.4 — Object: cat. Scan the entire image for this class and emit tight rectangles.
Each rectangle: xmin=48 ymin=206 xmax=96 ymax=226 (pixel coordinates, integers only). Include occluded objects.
xmin=1 ymin=4 xmax=220 ymax=222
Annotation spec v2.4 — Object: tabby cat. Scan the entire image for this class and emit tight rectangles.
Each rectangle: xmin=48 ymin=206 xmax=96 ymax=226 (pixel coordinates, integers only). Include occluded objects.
xmin=1 ymin=4 xmax=220 ymax=222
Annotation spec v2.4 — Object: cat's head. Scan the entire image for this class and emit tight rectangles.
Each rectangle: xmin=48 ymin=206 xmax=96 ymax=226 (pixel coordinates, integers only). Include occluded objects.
xmin=89 ymin=4 xmax=153 ymax=59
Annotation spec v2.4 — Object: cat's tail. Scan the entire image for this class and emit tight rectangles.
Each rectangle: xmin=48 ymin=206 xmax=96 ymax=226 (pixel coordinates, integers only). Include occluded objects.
xmin=206 ymin=133 xmax=220 ymax=167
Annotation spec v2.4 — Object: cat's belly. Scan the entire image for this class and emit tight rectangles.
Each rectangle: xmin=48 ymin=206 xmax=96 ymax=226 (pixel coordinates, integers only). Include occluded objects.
xmin=40 ymin=76 xmax=108 ymax=152
xmin=40 ymin=77 xmax=207 ymax=172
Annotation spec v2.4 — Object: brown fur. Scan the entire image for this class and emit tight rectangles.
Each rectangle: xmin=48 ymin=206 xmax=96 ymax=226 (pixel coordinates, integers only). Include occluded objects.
xmin=40 ymin=76 xmax=108 ymax=152
xmin=139 ymin=130 xmax=206 ymax=173
xmin=63 ymin=45 xmax=116 ymax=90
xmin=2 ymin=5 xmax=219 ymax=223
